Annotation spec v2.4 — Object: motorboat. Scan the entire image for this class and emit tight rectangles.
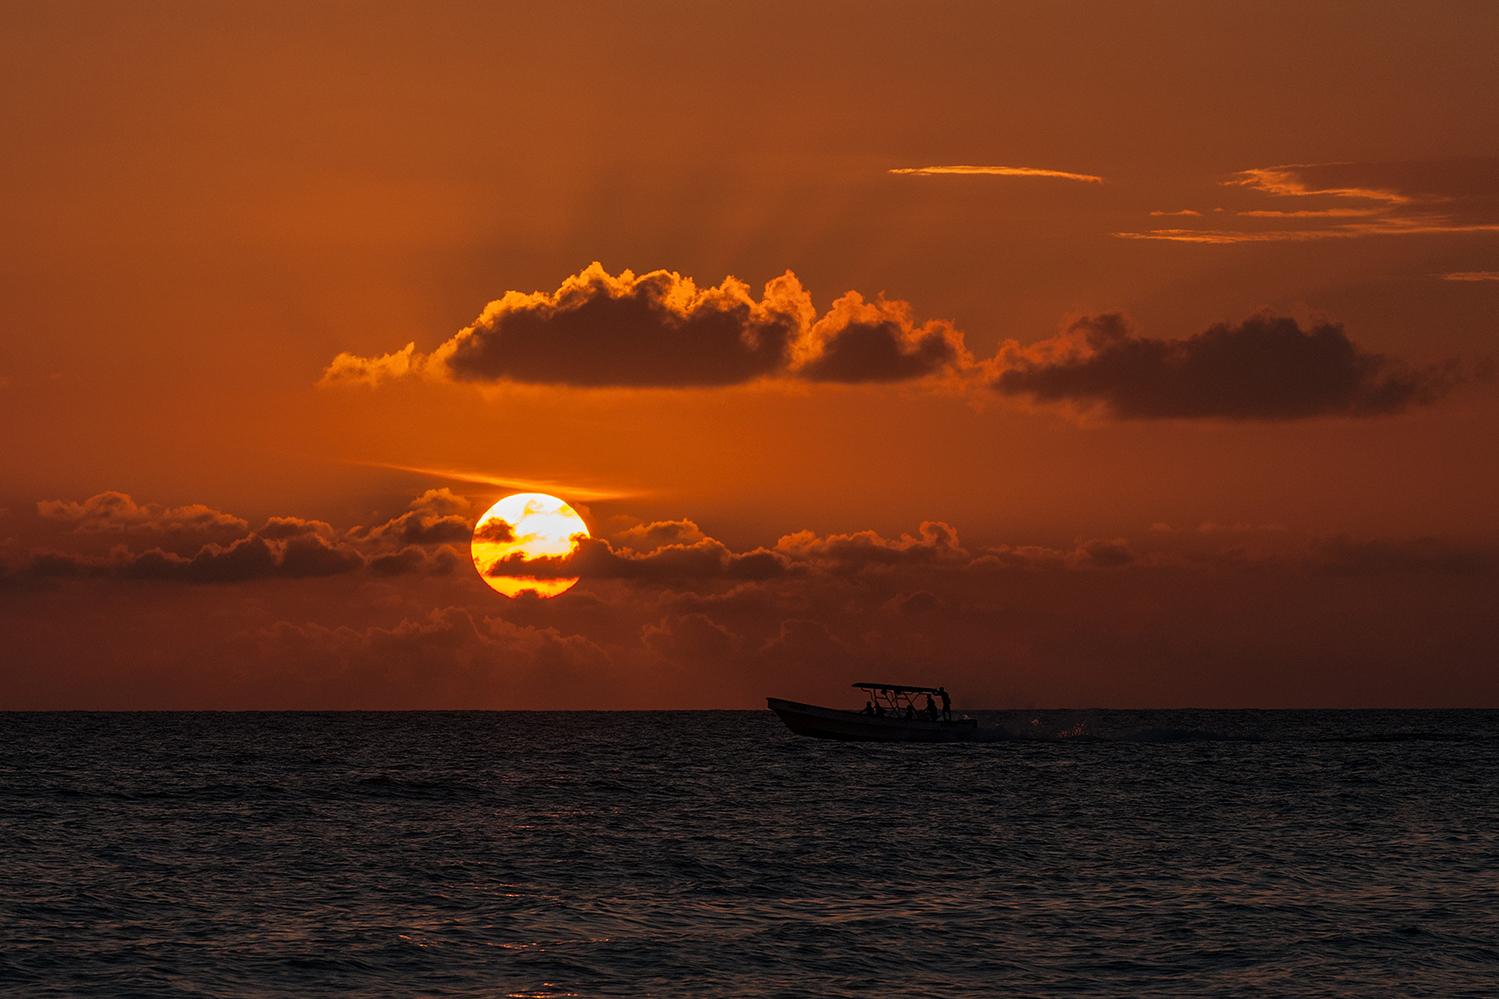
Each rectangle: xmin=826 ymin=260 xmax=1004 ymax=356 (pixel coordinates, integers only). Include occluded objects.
xmin=767 ymin=683 xmax=980 ymax=742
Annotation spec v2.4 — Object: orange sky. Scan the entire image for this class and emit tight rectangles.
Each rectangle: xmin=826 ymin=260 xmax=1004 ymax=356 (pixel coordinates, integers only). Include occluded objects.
xmin=3 ymin=2 xmax=1497 ymax=708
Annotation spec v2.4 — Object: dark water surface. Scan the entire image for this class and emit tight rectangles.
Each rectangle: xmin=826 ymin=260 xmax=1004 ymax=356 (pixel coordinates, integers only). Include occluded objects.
xmin=3 ymin=710 xmax=1498 ymax=997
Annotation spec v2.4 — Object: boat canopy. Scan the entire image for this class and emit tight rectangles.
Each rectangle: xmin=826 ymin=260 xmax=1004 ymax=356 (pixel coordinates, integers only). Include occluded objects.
xmin=852 ymin=682 xmax=944 ymax=695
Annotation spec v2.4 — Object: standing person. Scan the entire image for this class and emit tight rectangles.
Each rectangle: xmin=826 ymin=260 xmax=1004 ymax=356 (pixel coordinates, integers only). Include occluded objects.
xmin=924 ymin=694 xmax=939 ymax=721
xmin=938 ymin=687 xmax=951 ymax=722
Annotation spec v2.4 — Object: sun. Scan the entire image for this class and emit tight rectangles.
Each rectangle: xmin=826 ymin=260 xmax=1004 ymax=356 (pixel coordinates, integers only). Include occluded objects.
xmin=470 ymin=493 xmax=589 ymax=598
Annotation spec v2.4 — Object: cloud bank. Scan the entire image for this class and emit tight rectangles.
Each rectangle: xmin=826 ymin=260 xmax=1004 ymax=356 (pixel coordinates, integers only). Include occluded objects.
xmin=323 ymin=265 xmax=1480 ymax=420
xmin=6 ymin=493 xmax=1495 ymax=710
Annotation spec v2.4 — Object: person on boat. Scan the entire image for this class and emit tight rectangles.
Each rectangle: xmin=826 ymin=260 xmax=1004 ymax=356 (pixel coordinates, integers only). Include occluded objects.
xmin=874 ymin=702 xmax=886 ymax=717
xmin=924 ymin=694 xmax=939 ymax=721
xmin=904 ymin=703 xmax=916 ymax=720
xmin=938 ymin=686 xmax=951 ymax=721
xmin=861 ymin=701 xmax=875 ymax=716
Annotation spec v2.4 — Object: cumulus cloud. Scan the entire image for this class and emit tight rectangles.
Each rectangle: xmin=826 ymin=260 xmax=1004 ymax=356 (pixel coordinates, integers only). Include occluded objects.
xmin=354 ymin=488 xmax=473 ymax=547
xmin=490 ymin=535 xmax=792 ymax=584
xmin=796 ymin=293 xmax=971 ymax=384
xmin=471 ymin=520 xmax=515 ymax=544
xmin=37 ymin=491 xmax=247 ymax=535
xmin=12 ymin=532 xmax=367 ymax=585
xmin=775 ymin=521 xmax=966 ymax=573
xmin=258 ymin=516 xmax=335 ymax=540
xmin=321 ymin=264 xmax=1478 ymax=421
xmin=990 ymin=313 xmax=1472 ymax=419
xmin=8 ymin=488 xmax=477 ymax=587
xmin=322 ymin=263 xmax=973 ymax=390
xmin=615 ymin=519 xmax=707 ymax=552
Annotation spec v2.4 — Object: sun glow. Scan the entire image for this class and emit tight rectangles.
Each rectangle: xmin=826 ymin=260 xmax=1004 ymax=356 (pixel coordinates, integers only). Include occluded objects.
xmin=470 ymin=493 xmax=589 ymax=598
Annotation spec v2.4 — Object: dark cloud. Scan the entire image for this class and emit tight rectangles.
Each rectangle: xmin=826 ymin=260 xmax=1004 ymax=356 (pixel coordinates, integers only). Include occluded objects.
xmin=369 ymin=545 xmax=430 ymax=576
xmin=323 ymin=264 xmax=976 ymax=390
xmin=992 ymin=313 xmax=1471 ymax=419
xmin=357 ymin=489 xmax=473 ymax=547
xmin=472 ymin=520 xmax=515 ymax=544
xmin=775 ymin=522 xmax=965 ymax=574
xmin=799 ymin=320 xmax=960 ymax=382
xmin=443 ymin=264 xmax=806 ymax=388
xmin=798 ymin=293 xmax=969 ymax=384
xmin=259 ymin=517 xmax=334 ymax=540
xmin=37 ymin=491 xmax=248 ymax=535
xmin=1075 ymin=538 xmax=1135 ymax=568
xmin=8 ymin=503 xmax=1498 ymax=709
xmin=615 ymin=519 xmax=706 ymax=552
xmin=1315 ymin=537 xmax=1497 ymax=576
xmin=323 ymin=264 xmax=1480 ymax=420
xmin=890 ymin=590 xmax=941 ymax=615
xmin=489 ymin=536 xmax=793 ymax=583
xmin=115 ymin=533 xmax=366 ymax=583
xmin=6 ymin=489 xmax=482 ymax=587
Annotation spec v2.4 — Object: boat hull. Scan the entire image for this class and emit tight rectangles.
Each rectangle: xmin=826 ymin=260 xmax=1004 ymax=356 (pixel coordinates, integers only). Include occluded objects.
xmin=767 ymin=697 xmax=979 ymax=742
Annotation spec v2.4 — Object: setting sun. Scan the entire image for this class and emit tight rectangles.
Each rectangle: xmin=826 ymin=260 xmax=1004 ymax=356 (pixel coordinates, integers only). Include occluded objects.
xmin=470 ymin=493 xmax=589 ymax=598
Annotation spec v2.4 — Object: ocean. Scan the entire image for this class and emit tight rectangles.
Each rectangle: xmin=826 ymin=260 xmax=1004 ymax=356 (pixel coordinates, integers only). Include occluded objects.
xmin=3 ymin=710 xmax=1496 ymax=997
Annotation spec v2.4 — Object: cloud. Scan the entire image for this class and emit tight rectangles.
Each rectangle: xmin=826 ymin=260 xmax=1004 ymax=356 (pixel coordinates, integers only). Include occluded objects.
xmin=796 ymin=293 xmax=971 ymax=384
xmin=6 ymin=489 xmax=481 ymax=587
xmin=320 ymin=265 xmax=1475 ymax=421
xmin=1442 ymin=271 xmax=1499 ymax=282
xmin=615 ymin=519 xmax=706 ymax=552
xmin=990 ymin=313 xmax=1473 ymax=419
xmin=774 ymin=521 xmax=967 ymax=573
xmin=37 ymin=491 xmax=248 ymax=535
xmin=125 ymin=533 xmax=367 ymax=583
xmin=1314 ymin=537 xmax=1498 ymax=576
xmin=258 ymin=516 xmax=335 ymax=540
xmin=352 ymin=263 xmax=811 ymax=389
xmin=337 ymin=460 xmax=641 ymax=502
xmin=1123 ymin=158 xmax=1499 ymax=243
xmin=890 ymin=165 xmax=1103 ymax=183
xmin=322 ymin=263 xmax=975 ymax=390
xmin=471 ymin=520 xmax=515 ymax=544
xmin=320 ymin=342 xmax=421 ymax=388
xmin=491 ymin=535 xmax=793 ymax=584
xmin=354 ymin=488 xmax=473 ymax=547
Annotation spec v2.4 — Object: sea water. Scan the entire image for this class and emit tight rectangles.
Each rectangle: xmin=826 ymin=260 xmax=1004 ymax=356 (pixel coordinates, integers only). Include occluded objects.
xmin=2 ymin=710 xmax=1496 ymax=997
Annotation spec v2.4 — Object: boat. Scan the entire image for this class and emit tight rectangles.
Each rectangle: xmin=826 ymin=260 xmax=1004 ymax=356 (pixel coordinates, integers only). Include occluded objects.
xmin=767 ymin=683 xmax=980 ymax=742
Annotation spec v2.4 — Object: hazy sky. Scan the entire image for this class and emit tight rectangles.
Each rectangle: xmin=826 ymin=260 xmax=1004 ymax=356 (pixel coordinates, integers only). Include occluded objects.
xmin=4 ymin=1 xmax=1497 ymax=708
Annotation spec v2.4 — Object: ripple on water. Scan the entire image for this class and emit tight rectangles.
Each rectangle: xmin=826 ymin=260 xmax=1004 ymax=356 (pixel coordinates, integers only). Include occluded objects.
xmin=2 ymin=709 xmax=1498 ymax=997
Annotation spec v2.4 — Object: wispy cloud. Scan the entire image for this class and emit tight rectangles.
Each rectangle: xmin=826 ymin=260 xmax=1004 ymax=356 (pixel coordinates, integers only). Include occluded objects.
xmin=1226 ymin=165 xmax=1414 ymax=205
xmin=890 ymin=165 xmax=1103 ymax=183
xmin=1442 ymin=271 xmax=1499 ymax=281
xmin=1118 ymin=221 xmax=1499 ymax=244
xmin=338 ymin=459 xmax=646 ymax=501
xmin=1119 ymin=159 xmax=1499 ymax=243
xmin=1236 ymin=208 xmax=1382 ymax=219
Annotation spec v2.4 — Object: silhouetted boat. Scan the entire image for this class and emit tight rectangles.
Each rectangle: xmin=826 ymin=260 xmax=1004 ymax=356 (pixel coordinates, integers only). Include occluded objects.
xmin=768 ymin=683 xmax=980 ymax=742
